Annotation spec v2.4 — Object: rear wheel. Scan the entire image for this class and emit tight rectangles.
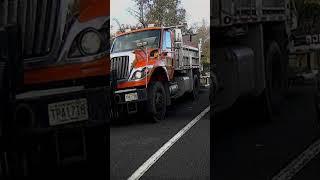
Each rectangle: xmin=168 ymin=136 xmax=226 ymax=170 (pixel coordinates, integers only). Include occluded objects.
xmin=191 ymin=74 xmax=200 ymax=100
xmin=147 ymin=81 xmax=167 ymax=122
xmin=263 ymin=41 xmax=286 ymax=120
xmin=210 ymin=72 xmax=217 ymax=119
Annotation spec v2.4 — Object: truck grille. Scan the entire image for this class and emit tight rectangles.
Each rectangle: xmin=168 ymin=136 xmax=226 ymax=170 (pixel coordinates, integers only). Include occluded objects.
xmin=111 ymin=56 xmax=130 ymax=80
xmin=0 ymin=0 xmax=60 ymax=58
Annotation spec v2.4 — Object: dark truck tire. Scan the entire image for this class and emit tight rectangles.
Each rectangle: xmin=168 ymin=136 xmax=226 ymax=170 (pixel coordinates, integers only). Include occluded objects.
xmin=191 ymin=73 xmax=200 ymax=100
xmin=211 ymin=72 xmax=217 ymax=102
xmin=248 ymin=41 xmax=285 ymax=122
xmin=210 ymin=72 xmax=217 ymax=119
xmin=260 ymin=41 xmax=286 ymax=121
xmin=147 ymin=81 xmax=167 ymax=122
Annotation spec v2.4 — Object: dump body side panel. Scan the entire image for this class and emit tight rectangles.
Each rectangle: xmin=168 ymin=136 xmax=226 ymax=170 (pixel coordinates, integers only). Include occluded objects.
xmin=213 ymin=0 xmax=288 ymax=27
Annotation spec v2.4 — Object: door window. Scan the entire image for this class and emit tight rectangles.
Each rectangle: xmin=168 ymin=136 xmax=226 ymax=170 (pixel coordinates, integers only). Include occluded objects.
xmin=162 ymin=30 xmax=172 ymax=50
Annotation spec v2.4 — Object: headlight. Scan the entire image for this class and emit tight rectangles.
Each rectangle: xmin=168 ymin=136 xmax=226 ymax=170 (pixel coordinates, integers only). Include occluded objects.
xmin=79 ymin=30 xmax=102 ymax=55
xmin=134 ymin=71 xmax=143 ymax=79
xmin=131 ymin=67 xmax=148 ymax=80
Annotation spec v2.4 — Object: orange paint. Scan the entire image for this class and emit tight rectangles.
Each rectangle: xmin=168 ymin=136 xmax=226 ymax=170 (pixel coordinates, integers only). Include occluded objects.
xmin=79 ymin=0 xmax=109 ymax=22
xmin=134 ymin=59 xmax=158 ymax=68
xmin=133 ymin=48 xmax=159 ymax=68
xmin=24 ymin=57 xmax=110 ymax=85
xmin=117 ymin=76 xmax=151 ymax=89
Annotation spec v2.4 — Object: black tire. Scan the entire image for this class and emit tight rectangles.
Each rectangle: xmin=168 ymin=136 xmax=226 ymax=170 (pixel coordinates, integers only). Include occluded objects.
xmin=191 ymin=74 xmax=200 ymax=100
xmin=147 ymin=81 xmax=167 ymax=122
xmin=210 ymin=72 xmax=217 ymax=103
xmin=210 ymin=72 xmax=217 ymax=120
xmin=264 ymin=41 xmax=286 ymax=120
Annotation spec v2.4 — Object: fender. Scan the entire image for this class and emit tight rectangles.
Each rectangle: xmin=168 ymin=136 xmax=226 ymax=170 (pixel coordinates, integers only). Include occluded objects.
xmin=149 ymin=66 xmax=170 ymax=82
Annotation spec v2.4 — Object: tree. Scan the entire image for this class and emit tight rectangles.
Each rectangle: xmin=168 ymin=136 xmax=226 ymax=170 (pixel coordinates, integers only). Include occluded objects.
xmin=129 ymin=0 xmax=150 ymax=27
xmin=112 ymin=17 xmax=142 ymax=34
xmin=129 ymin=0 xmax=186 ymax=27
xmin=193 ymin=19 xmax=210 ymax=72
xmin=146 ymin=0 xmax=186 ymax=26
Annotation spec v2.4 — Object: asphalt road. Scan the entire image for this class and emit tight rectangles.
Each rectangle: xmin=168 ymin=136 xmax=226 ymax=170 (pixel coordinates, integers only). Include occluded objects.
xmin=213 ymin=83 xmax=320 ymax=180
xmin=110 ymin=88 xmax=210 ymax=180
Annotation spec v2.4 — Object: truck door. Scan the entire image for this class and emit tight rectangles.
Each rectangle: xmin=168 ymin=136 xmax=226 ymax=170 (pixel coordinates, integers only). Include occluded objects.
xmin=162 ymin=30 xmax=174 ymax=80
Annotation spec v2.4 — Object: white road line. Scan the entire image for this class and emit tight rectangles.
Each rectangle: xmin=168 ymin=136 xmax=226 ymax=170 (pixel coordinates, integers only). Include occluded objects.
xmin=272 ymin=138 xmax=320 ymax=180
xmin=127 ymin=106 xmax=210 ymax=180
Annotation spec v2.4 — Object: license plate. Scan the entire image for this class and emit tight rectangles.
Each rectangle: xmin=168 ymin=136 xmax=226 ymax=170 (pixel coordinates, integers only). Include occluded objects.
xmin=48 ymin=99 xmax=88 ymax=126
xmin=125 ymin=92 xmax=138 ymax=102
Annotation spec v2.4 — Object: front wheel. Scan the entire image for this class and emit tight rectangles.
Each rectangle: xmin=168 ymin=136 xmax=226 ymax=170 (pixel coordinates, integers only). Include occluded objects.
xmin=147 ymin=81 xmax=167 ymax=122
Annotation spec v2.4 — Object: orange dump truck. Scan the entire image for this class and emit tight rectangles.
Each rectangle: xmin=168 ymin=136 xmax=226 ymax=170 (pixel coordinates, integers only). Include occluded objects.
xmin=111 ymin=25 xmax=202 ymax=121
xmin=0 ymin=0 xmax=110 ymax=176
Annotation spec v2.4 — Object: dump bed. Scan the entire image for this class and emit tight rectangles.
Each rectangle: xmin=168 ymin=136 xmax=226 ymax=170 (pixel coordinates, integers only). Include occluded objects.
xmin=213 ymin=0 xmax=289 ymax=27
xmin=175 ymin=45 xmax=200 ymax=70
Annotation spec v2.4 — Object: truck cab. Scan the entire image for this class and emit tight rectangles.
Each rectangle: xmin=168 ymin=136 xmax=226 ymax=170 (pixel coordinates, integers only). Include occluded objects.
xmin=111 ymin=25 xmax=201 ymax=121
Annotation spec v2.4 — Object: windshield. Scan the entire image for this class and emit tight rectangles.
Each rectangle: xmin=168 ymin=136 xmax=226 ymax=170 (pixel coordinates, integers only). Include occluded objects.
xmin=111 ymin=30 xmax=161 ymax=53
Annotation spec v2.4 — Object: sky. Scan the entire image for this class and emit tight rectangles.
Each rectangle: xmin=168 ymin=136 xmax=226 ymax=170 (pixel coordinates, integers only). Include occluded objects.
xmin=110 ymin=0 xmax=210 ymax=33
